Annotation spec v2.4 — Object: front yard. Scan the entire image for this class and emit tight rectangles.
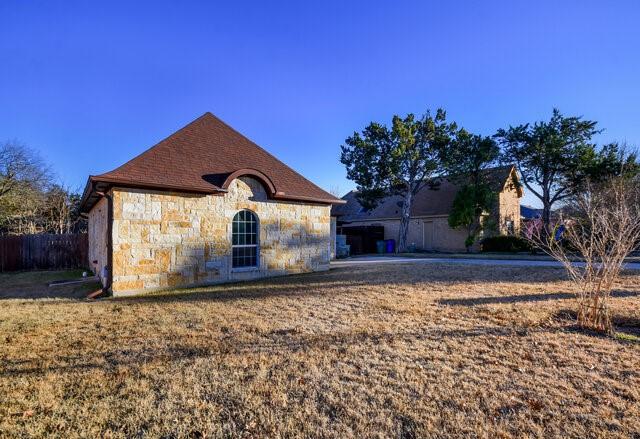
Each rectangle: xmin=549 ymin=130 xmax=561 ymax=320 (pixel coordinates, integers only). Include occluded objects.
xmin=1 ymin=263 xmax=639 ymax=438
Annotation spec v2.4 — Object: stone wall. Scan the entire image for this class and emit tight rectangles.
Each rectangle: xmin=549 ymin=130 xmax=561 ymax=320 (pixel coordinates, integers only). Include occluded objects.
xmin=497 ymin=173 xmax=521 ymax=234
xmin=88 ymin=196 xmax=108 ymax=286
xmin=107 ymin=176 xmax=331 ymax=295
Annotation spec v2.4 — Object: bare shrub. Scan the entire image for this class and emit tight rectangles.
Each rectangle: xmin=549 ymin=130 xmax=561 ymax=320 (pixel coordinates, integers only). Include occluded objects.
xmin=525 ymin=177 xmax=640 ymax=334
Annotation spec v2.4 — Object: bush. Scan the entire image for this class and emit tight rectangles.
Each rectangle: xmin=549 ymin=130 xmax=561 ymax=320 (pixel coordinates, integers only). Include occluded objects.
xmin=480 ymin=235 xmax=532 ymax=253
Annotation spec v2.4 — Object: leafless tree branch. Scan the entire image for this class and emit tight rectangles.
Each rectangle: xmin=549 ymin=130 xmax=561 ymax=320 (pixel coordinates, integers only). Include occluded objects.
xmin=524 ymin=177 xmax=640 ymax=334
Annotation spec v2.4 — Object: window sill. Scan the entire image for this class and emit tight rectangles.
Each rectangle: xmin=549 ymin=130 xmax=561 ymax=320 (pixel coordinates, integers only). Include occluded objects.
xmin=231 ymin=266 xmax=260 ymax=273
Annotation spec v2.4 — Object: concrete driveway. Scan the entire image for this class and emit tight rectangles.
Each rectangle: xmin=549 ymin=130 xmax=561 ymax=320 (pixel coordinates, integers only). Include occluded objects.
xmin=331 ymin=255 xmax=640 ymax=270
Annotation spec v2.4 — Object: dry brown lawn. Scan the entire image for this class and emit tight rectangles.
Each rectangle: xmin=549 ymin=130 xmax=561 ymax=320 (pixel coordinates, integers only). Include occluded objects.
xmin=1 ymin=263 xmax=639 ymax=438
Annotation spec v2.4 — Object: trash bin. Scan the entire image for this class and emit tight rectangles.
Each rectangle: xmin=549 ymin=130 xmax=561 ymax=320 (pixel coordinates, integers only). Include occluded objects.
xmin=385 ymin=239 xmax=395 ymax=253
xmin=376 ymin=240 xmax=386 ymax=254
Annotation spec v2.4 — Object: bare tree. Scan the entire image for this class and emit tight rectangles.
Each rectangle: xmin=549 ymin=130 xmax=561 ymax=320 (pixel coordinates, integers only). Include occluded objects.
xmin=328 ymin=185 xmax=344 ymax=198
xmin=43 ymin=185 xmax=74 ymax=234
xmin=0 ymin=140 xmax=51 ymax=199
xmin=0 ymin=141 xmax=82 ymax=235
xmin=525 ymin=177 xmax=640 ymax=334
xmin=0 ymin=182 xmax=47 ymax=234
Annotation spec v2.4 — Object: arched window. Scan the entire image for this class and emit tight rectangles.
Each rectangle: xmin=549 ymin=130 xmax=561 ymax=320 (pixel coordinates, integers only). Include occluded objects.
xmin=232 ymin=210 xmax=258 ymax=268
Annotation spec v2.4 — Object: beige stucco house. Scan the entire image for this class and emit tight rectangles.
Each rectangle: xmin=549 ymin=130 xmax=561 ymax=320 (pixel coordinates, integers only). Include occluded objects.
xmin=332 ymin=166 xmax=523 ymax=253
xmin=80 ymin=113 xmax=344 ymax=296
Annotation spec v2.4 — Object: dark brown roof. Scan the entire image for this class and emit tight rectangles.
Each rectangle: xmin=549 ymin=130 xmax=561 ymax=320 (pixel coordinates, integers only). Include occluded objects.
xmin=81 ymin=113 xmax=343 ymax=211
xmin=331 ymin=165 xmax=520 ymax=221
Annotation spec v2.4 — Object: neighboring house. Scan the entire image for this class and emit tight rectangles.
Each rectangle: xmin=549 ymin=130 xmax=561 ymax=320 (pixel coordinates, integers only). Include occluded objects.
xmin=521 ymin=205 xmax=544 ymax=221
xmin=80 ymin=112 xmax=344 ymax=295
xmin=331 ymin=166 xmax=523 ymax=253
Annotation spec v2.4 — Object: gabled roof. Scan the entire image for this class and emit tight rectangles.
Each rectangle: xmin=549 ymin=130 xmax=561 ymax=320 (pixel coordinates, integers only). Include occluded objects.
xmin=81 ymin=113 xmax=343 ymax=211
xmin=331 ymin=165 xmax=521 ymax=221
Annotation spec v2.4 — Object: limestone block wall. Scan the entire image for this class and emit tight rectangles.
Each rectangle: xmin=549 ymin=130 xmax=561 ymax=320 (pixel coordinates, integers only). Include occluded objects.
xmin=88 ymin=196 xmax=108 ymax=286
xmin=109 ymin=176 xmax=331 ymax=294
xmin=497 ymin=178 xmax=521 ymax=234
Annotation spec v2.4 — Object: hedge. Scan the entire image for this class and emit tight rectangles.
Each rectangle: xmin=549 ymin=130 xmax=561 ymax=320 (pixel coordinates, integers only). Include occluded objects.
xmin=480 ymin=235 xmax=532 ymax=253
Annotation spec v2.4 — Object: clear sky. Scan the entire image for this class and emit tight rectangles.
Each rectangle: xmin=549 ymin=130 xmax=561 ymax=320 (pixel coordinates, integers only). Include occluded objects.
xmin=1 ymin=1 xmax=639 ymax=207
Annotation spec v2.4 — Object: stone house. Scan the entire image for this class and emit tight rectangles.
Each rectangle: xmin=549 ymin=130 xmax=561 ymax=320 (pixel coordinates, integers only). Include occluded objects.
xmin=80 ymin=113 xmax=344 ymax=296
xmin=331 ymin=166 xmax=523 ymax=253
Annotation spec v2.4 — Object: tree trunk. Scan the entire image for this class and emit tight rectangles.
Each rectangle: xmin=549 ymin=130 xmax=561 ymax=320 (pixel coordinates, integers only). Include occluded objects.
xmin=397 ymin=190 xmax=413 ymax=253
xmin=542 ymin=204 xmax=551 ymax=227
xmin=542 ymin=187 xmax=552 ymax=227
xmin=466 ymin=223 xmax=473 ymax=253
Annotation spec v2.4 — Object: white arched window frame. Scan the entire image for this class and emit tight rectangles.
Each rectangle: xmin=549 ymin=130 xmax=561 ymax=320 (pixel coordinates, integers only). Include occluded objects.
xmin=232 ymin=210 xmax=259 ymax=268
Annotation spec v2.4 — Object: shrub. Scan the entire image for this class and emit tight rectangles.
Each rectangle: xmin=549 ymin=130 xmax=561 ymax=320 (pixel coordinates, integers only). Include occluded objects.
xmin=480 ymin=235 xmax=531 ymax=253
xmin=525 ymin=178 xmax=640 ymax=334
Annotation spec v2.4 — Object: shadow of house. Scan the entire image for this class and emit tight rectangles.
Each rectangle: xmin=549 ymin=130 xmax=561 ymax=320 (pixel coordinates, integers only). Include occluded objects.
xmin=0 ymin=275 xmax=102 ymax=300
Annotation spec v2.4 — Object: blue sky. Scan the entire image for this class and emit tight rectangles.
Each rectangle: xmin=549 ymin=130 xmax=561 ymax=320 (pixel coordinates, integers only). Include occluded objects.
xmin=1 ymin=1 xmax=639 ymax=207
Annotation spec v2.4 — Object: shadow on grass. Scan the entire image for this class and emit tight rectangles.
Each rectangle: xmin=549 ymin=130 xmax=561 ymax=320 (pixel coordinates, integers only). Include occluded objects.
xmin=1 ymin=325 xmax=540 ymax=377
xmin=438 ymin=290 xmax=640 ymax=307
xmin=111 ymin=265 xmax=573 ymax=306
xmin=0 ymin=280 xmax=102 ymax=300
xmin=0 ymin=262 xmax=584 ymax=302
xmin=552 ymin=308 xmax=640 ymax=343
xmin=115 ymin=279 xmax=377 ymax=305
xmin=5 ymin=315 xmax=639 ymax=378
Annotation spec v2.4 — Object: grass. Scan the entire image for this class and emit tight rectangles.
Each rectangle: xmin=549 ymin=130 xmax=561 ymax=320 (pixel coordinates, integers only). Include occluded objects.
xmin=0 ymin=269 xmax=102 ymax=299
xmin=1 ymin=263 xmax=639 ymax=438
xmin=615 ymin=332 xmax=640 ymax=343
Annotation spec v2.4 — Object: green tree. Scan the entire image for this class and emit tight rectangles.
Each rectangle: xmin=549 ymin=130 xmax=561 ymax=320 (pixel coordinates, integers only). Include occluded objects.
xmin=341 ymin=109 xmax=455 ymax=252
xmin=494 ymin=109 xmax=601 ymax=226
xmin=442 ymin=130 xmax=500 ymax=251
xmin=583 ymin=142 xmax=640 ymax=182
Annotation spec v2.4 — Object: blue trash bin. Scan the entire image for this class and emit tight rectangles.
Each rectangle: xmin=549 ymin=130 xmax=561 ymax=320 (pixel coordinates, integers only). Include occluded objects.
xmin=385 ymin=239 xmax=395 ymax=253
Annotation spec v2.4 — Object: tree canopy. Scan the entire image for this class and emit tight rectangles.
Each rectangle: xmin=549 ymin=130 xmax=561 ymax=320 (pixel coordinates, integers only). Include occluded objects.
xmin=441 ymin=130 xmax=500 ymax=250
xmin=340 ymin=109 xmax=456 ymax=251
xmin=582 ymin=142 xmax=640 ymax=183
xmin=494 ymin=108 xmax=601 ymax=225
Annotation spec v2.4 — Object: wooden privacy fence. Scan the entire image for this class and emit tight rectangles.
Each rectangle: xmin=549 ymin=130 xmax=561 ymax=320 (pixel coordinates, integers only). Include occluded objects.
xmin=0 ymin=233 xmax=88 ymax=272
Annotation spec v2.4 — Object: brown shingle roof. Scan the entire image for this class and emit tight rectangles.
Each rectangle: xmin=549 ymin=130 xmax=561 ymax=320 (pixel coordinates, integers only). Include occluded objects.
xmin=81 ymin=113 xmax=343 ymax=211
xmin=331 ymin=166 xmax=520 ymax=221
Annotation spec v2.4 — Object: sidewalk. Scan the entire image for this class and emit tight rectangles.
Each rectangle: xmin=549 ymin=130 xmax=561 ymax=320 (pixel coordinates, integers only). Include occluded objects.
xmin=331 ymin=255 xmax=640 ymax=270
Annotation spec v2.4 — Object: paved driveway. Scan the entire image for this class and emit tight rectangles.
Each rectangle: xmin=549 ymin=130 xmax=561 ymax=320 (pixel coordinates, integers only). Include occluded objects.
xmin=331 ymin=255 xmax=640 ymax=270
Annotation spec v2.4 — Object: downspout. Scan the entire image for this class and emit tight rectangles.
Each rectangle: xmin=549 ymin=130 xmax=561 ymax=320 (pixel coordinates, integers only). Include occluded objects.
xmin=96 ymin=190 xmax=113 ymax=294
